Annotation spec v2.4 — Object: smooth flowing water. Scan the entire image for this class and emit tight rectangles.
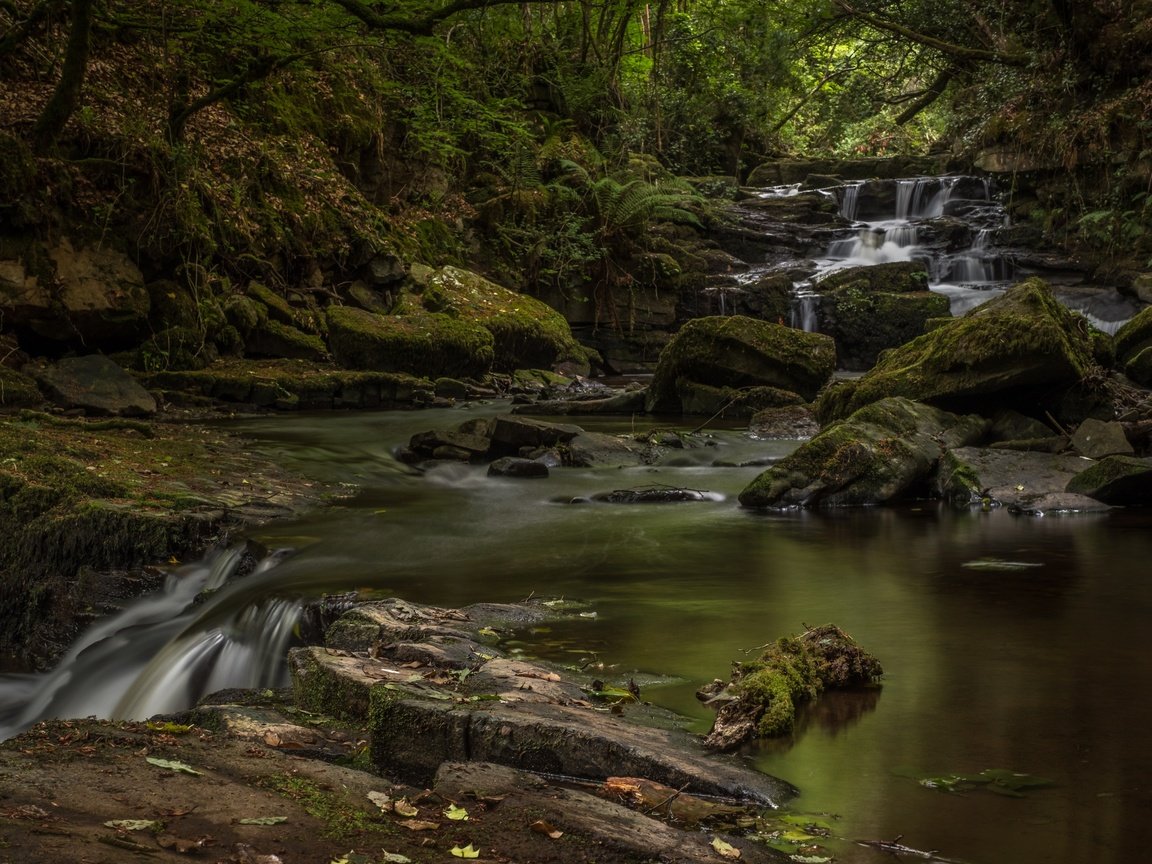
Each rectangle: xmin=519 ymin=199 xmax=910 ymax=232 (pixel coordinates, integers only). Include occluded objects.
xmin=4 ymin=406 xmax=1152 ymax=864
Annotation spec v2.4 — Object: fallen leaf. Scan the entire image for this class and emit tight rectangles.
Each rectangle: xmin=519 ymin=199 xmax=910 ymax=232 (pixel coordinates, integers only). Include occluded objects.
xmin=104 ymin=819 xmax=162 ymax=831
xmin=238 ymin=816 xmax=288 ymax=825
xmin=711 ymin=837 xmax=741 ymax=859
xmin=393 ymin=798 xmax=419 ymax=817
xmin=146 ymin=757 xmax=203 ymax=775
xmin=380 ymin=853 xmax=412 ymax=864
xmin=530 ymin=819 xmax=563 ymax=839
xmin=157 ymin=833 xmax=212 ymax=852
xmin=399 ymin=819 xmax=440 ymax=831
xmin=450 ymin=844 xmax=481 ymax=858
xmin=445 ymin=803 xmax=469 ymax=821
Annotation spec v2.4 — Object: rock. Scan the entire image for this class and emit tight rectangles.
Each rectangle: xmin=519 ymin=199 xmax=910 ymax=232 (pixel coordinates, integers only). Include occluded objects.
xmin=815 ymin=279 xmax=1099 ymax=425
xmin=728 ymin=271 xmax=794 ymax=321
xmin=326 ymin=306 xmax=494 ymax=379
xmin=815 ymin=261 xmax=929 ymax=294
xmin=0 ymin=365 xmax=42 ymax=408
xmin=1071 ymin=418 xmax=1135 ymax=458
xmin=749 ymin=405 xmax=820 ymax=439
xmin=0 ymin=238 xmax=150 ymax=349
xmin=408 ymin=427 xmax=492 ymax=460
xmin=1130 ymin=272 xmax=1152 ymax=305
xmin=433 ymin=376 xmax=469 ymax=399
xmin=987 ymin=410 xmax=1056 ymax=444
xmin=739 ymin=397 xmax=988 ymax=508
xmin=745 ymin=155 xmax=952 ymax=186
xmin=488 ymin=456 xmax=549 ymax=478
xmin=420 ymin=266 xmax=588 ymax=372
xmin=1115 ymin=306 xmax=1152 ymax=384
xmin=674 ymin=381 xmax=804 ymax=418
xmin=1066 ymin=455 xmax=1152 ymax=506
xmin=434 ymin=762 xmax=786 ymax=864
xmin=30 ymin=355 xmax=156 ymax=416
xmin=563 ymin=431 xmax=648 ymax=467
xmin=490 ymin=416 xmax=583 ymax=450
xmin=589 ymin=487 xmax=716 ymax=504
xmin=646 ymin=316 xmax=835 ymax=414
xmin=818 ymin=285 xmax=950 ymax=371
xmin=510 ymin=388 xmax=646 ymax=415
xmin=936 ymin=446 xmax=1104 ymax=512
xmin=363 ymin=252 xmax=409 ymax=286
xmin=245 ymin=319 xmax=327 ymax=361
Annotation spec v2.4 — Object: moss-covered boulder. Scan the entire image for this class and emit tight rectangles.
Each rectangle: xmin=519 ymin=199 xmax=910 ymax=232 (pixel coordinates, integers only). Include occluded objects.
xmin=327 ymin=306 xmax=494 ymax=380
xmin=1066 ymin=455 xmax=1152 ymax=506
xmin=246 ymin=319 xmax=328 ymax=361
xmin=1115 ymin=306 xmax=1152 ymax=385
xmin=412 ymin=266 xmax=588 ymax=373
xmin=815 ymin=261 xmax=929 ymax=295
xmin=739 ymin=397 xmax=988 ymax=508
xmin=646 ymin=316 xmax=835 ymax=414
xmin=818 ymin=284 xmax=949 ymax=371
xmin=815 ymin=279 xmax=1098 ymax=424
xmin=936 ymin=446 xmax=1106 ymax=512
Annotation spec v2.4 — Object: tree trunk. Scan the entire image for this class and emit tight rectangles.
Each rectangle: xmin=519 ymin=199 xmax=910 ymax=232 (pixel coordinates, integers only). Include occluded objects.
xmin=32 ymin=0 xmax=94 ymax=150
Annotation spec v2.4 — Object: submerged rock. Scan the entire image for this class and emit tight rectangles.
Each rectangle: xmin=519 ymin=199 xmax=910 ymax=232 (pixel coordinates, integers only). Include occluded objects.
xmin=815 ymin=279 xmax=1099 ymax=424
xmin=646 ymin=315 xmax=835 ymax=414
xmin=739 ymin=397 xmax=987 ymax=508
xmin=488 ymin=456 xmax=549 ymax=478
xmin=589 ymin=486 xmax=717 ymax=504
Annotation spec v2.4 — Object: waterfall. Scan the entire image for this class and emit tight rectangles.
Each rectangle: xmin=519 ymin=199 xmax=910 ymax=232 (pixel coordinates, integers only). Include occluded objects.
xmin=838 ymin=182 xmax=862 ymax=221
xmin=0 ymin=547 xmax=307 ymax=740
xmin=790 ymin=292 xmax=821 ymax=332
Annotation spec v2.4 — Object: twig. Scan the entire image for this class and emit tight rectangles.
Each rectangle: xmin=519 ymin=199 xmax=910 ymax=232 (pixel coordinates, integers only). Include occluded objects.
xmin=641 ymin=781 xmax=691 ymax=816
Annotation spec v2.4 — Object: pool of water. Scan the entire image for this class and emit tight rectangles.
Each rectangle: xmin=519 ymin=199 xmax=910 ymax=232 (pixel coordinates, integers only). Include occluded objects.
xmin=7 ymin=404 xmax=1152 ymax=863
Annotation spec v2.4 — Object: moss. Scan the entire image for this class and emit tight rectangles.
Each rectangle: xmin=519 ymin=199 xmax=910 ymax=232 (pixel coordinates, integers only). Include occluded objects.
xmin=223 ymin=294 xmax=264 ymax=333
xmin=820 ymin=288 xmax=950 ymax=371
xmin=648 ymin=315 xmax=835 ymax=412
xmin=1066 ymin=454 xmax=1152 ymax=504
xmin=1114 ymin=304 xmax=1152 ymax=363
xmin=247 ymin=282 xmax=303 ymax=329
xmin=1125 ymin=345 xmax=1152 ymax=385
xmin=0 ymin=366 xmax=43 ymax=408
xmin=814 ymin=279 xmax=1098 ymax=424
xmin=327 ymin=305 xmax=494 ymax=379
xmin=424 ymin=266 xmax=588 ymax=372
xmin=815 ymin=261 xmax=929 ymax=295
xmin=262 ymin=774 xmax=376 ymax=840
xmin=246 ymin=319 xmax=328 ymax=361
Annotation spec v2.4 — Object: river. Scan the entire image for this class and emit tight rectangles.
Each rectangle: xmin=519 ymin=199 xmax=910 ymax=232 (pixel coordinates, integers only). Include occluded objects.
xmin=5 ymin=403 xmax=1152 ymax=864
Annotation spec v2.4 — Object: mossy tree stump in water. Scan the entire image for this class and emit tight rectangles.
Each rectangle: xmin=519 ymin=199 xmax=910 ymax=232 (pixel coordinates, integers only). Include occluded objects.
xmin=703 ymin=624 xmax=882 ymax=750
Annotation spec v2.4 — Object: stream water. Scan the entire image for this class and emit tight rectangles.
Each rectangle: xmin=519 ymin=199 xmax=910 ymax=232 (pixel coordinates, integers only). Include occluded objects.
xmin=3 ymin=406 xmax=1151 ymax=864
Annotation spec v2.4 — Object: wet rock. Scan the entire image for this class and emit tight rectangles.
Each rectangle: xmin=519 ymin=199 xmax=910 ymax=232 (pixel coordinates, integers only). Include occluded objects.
xmin=1066 ymin=455 xmax=1152 ymax=506
xmin=748 ymin=404 xmax=819 ymax=439
xmin=936 ymin=446 xmax=1104 ymax=512
xmin=511 ymin=388 xmax=646 ymax=415
xmin=647 ymin=315 xmax=835 ymax=414
xmin=589 ymin=487 xmax=715 ymax=504
xmin=815 ymin=279 xmax=1099 ymax=424
xmin=739 ymin=397 xmax=987 ymax=508
xmin=987 ymin=410 xmax=1057 ymax=444
xmin=815 ymin=261 xmax=929 ymax=294
xmin=1115 ymin=306 xmax=1152 ymax=385
xmin=563 ymin=431 xmax=648 ymax=467
xmin=675 ymin=381 xmax=804 ymax=418
xmin=30 ymin=355 xmax=156 ymax=417
xmin=408 ymin=428 xmax=491 ymax=459
xmin=491 ymin=416 xmax=582 ymax=450
xmin=1071 ymin=418 xmax=1135 ymax=458
xmin=245 ymin=319 xmax=327 ymax=361
xmin=488 ymin=456 xmax=549 ymax=478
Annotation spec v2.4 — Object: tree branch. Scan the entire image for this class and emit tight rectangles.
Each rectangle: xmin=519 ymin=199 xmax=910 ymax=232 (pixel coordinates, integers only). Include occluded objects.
xmin=833 ymin=0 xmax=1029 ymax=66
xmin=0 ymin=0 xmax=61 ymax=59
xmin=330 ymin=0 xmax=562 ymax=36
xmin=895 ymin=66 xmax=954 ymax=125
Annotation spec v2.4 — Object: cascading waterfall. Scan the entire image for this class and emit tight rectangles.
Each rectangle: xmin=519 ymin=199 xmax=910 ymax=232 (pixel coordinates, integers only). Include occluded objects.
xmin=837 ymin=182 xmax=862 ymax=221
xmin=0 ymin=547 xmax=308 ymax=740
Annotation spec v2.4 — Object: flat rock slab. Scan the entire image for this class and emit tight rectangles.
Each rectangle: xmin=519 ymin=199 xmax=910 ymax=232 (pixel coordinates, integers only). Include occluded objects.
xmin=30 ymin=355 xmax=156 ymax=416
xmin=371 ymin=695 xmax=797 ymax=807
xmin=434 ymin=761 xmax=788 ymax=864
xmin=938 ymin=446 xmax=1107 ymax=512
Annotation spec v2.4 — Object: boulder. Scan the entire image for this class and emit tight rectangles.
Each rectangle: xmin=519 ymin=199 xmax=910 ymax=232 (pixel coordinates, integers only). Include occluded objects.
xmin=936 ymin=447 xmax=1106 ymax=512
xmin=1115 ymin=306 xmax=1152 ymax=385
xmin=417 ymin=266 xmax=588 ymax=372
xmin=814 ymin=261 xmax=929 ymax=295
xmin=739 ymin=397 xmax=988 ymax=508
xmin=647 ymin=316 xmax=835 ymax=414
xmin=326 ymin=306 xmax=494 ymax=379
xmin=1070 ymin=418 xmax=1134 ymax=459
xmin=748 ymin=405 xmax=819 ymax=439
xmin=245 ymin=319 xmax=328 ymax=361
xmin=1066 ymin=455 xmax=1152 ymax=506
xmin=817 ymin=284 xmax=949 ymax=371
xmin=30 ymin=355 xmax=156 ymax=416
xmin=510 ymin=388 xmax=647 ymax=416
xmin=0 ymin=238 xmax=150 ymax=349
xmin=815 ymin=279 xmax=1099 ymax=424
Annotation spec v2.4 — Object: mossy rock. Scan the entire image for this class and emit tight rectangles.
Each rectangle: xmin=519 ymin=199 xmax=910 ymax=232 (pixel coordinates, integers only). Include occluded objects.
xmin=248 ymin=282 xmax=302 ymax=329
xmin=0 ymin=366 xmax=43 ymax=408
xmin=224 ymin=295 xmax=265 ymax=333
xmin=1066 ymin=455 xmax=1152 ymax=506
xmin=739 ymin=397 xmax=988 ymax=508
xmin=675 ymin=380 xmax=803 ymax=418
xmin=423 ymin=266 xmax=588 ymax=372
xmin=1114 ymin=305 xmax=1152 ymax=365
xmin=1124 ymin=345 xmax=1152 ymax=386
xmin=647 ymin=316 xmax=835 ymax=414
xmin=814 ymin=279 xmax=1098 ymax=425
xmin=146 ymin=280 xmax=201 ymax=331
xmin=327 ymin=305 xmax=494 ymax=380
xmin=814 ymin=261 xmax=929 ymax=295
xmin=245 ymin=319 xmax=328 ymax=361
xmin=819 ymin=287 xmax=950 ymax=371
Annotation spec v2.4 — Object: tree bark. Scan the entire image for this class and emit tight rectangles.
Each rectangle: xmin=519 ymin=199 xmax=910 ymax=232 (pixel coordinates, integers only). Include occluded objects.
xmin=32 ymin=0 xmax=94 ymax=150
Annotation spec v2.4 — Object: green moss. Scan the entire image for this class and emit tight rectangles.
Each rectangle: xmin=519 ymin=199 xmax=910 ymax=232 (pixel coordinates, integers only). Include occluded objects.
xmin=1114 ymin=305 xmax=1152 ymax=363
xmin=327 ymin=305 xmax=495 ymax=379
xmin=648 ymin=315 xmax=835 ymax=412
xmin=223 ymin=295 xmax=264 ymax=333
xmin=820 ymin=288 xmax=949 ymax=370
xmin=247 ymin=282 xmax=301 ymax=328
xmin=1125 ymin=345 xmax=1152 ymax=385
xmin=247 ymin=319 xmax=328 ymax=361
xmin=262 ymin=774 xmax=376 ymax=840
xmin=814 ymin=279 xmax=1097 ymax=424
xmin=0 ymin=366 xmax=43 ymax=408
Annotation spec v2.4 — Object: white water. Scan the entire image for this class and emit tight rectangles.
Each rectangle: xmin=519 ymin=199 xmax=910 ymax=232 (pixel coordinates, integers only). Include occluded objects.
xmin=0 ymin=547 xmax=303 ymax=738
